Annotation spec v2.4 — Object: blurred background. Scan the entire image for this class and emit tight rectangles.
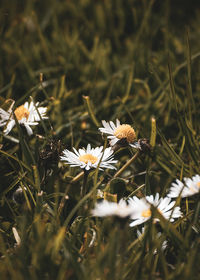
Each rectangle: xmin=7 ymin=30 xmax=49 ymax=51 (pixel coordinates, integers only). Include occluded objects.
xmin=0 ymin=1 xmax=200 ymax=279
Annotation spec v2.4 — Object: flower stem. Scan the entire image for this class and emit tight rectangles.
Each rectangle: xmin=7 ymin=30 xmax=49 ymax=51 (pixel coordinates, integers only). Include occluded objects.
xmin=81 ymin=169 xmax=89 ymax=197
xmin=71 ymin=171 xmax=84 ymax=183
xmin=83 ymin=95 xmax=100 ymax=127
xmin=114 ymin=150 xmax=140 ymax=178
xmin=63 ymin=178 xmax=102 ymax=228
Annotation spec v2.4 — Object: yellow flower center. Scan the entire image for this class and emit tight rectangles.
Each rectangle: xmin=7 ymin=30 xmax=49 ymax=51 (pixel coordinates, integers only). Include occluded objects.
xmin=14 ymin=105 xmax=30 ymax=121
xmin=79 ymin=154 xmax=98 ymax=164
xmin=141 ymin=208 xmax=151 ymax=218
xmin=197 ymin=182 xmax=200 ymax=188
xmin=114 ymin=124 xmax=136 ymax=143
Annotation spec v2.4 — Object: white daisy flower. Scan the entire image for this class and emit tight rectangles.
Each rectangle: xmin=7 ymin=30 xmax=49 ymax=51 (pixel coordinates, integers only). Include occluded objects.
xmin=0 ymin=100 xmax=48 ymax=135
xmin=91 ymin=199 xmax=133 ymax=218
xmin=168 ymin=174 xmax=200 ymax=198
xmin=128 ymin=193 xmax=182 ymax=227
xmin=99 ymin=119 xmax=137 ymax=147
xmin=60 ymin=144 xmax=117 ymax=171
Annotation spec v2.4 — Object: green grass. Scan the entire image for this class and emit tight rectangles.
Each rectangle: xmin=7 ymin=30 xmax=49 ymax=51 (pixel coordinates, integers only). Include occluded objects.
xmin=0 ymin=0 xmax=200 ymax=279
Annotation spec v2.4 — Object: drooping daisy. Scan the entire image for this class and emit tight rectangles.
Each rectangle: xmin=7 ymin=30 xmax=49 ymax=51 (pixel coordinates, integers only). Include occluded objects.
xmin=91 ymin=199 xmax=133 ymax=218
xmin=99 ymin=119 xmax=137 ymax=147
xmin=168 ymin=174 xmax=200 ymax=198
xmin=0 ymin=99 xmax=48 ymax=135
xmin=155 ymin=232 xmax=168 ymax=251
xmin=12 ymin=186 xmax=27 ymax=204
xmin=60 ymin=144 xmax=117 ymax=171
xmin=128 ymin=193 xmax=182 ymax=227
xmin=136 ymin=227 xmax=168 ymax=252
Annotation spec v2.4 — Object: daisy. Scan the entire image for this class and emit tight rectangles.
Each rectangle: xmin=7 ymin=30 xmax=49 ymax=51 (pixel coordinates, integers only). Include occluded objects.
xmin=60 ymin=144 xmax=117 ymax=171
xmin=91 ymin=199 xmax=133 ymax=218
xmin=168 ymin=174 xmax=200 ymax=198
xmin=0 ymin=99 xmax=48 ymax=135
xmin=99 ymin=119 xmax=138 ymax=147
xmin=128 ymin=193 xmax=182 ymax=227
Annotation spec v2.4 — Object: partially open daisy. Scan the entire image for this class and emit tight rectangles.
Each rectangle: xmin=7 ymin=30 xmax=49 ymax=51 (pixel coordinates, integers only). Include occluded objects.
xmin=99 ymin=119 xmax=137 ymax=147
xmin=136 ymin=227 xmax=167 ymax=252
xmin=128 ymin=193 xmax=182 ymax=227
xmin=60 ymin=144 xmax=117 ymax=171
xmin=91 ymin=199 xmax=133 ymax=218
xmin=0 ymin=99 xmax=48 ymax=135
xmin=168 ymin=174 xmax=200 ymax=198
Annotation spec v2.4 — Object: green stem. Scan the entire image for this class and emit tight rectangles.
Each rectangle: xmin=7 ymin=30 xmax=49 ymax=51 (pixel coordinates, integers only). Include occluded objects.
xmin=81 ymin=169 xmax=89 ymax=197
xmin=83 ymin=95 xmax=100 ymax=127
xmin=63 ymin=179 xmax=101 ymax=228
xmin=114 ymin=151 xmax=140 ymax=178
xmin=71 ymin=171 xmax=84 ymax=183
xmin=57 ymin=171 xmax=84 ymax=217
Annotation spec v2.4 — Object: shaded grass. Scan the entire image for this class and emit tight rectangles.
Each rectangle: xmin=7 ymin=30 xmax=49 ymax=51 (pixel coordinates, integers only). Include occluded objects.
xmin=0 ymin=0 xmax=200 ymax=279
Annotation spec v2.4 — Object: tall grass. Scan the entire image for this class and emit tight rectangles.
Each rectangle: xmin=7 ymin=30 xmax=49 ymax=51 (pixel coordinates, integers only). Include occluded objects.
xmin=0 ymin=0 xmax=200 ymax=279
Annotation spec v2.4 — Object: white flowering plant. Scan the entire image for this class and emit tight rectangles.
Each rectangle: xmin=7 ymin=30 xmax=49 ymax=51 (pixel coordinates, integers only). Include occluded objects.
xmin=0 ymin=2 xmax=199 ymax=279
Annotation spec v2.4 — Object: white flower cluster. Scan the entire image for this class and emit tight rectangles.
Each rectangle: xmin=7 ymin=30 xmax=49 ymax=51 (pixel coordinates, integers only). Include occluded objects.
xmin=92 ymin=193 xmax=182 ymax=227
xmin=1 ymin=105 xmax=197 ymax=234
xmin=60 ymin=119 xmax=142 ymax=171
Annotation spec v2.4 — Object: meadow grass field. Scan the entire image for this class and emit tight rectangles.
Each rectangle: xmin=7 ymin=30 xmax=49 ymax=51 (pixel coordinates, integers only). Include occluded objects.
xmin=0 ymin=0 xmax=200 ymax=279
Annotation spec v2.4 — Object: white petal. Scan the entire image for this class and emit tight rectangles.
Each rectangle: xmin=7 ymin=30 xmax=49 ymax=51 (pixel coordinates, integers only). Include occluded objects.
xmin=116 ymin=119 xmax=120 ymax=127
xmin=24 ymin=124 xmax=33 ymax=135
xmin=4 ymin=120 xmax=15 ymax=135
xmin=109 ymin=121 xmax=116 ymax=131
